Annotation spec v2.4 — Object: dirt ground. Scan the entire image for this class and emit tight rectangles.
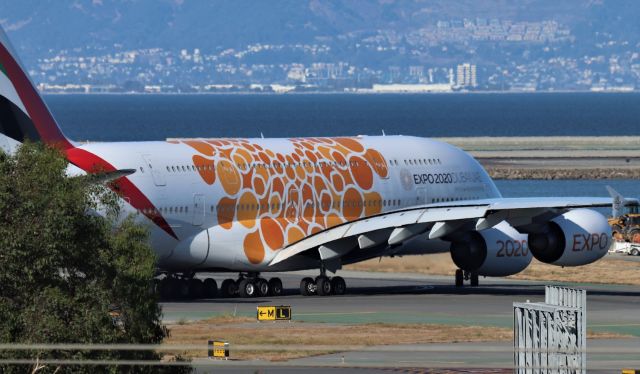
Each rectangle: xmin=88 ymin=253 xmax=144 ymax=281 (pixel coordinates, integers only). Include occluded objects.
xmin=346 ymin=252 xmax=640 ymax=286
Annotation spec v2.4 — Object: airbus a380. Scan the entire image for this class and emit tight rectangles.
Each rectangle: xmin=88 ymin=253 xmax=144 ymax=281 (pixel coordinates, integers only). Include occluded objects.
xmin=0 ymin=27 xmax=614 ymax=299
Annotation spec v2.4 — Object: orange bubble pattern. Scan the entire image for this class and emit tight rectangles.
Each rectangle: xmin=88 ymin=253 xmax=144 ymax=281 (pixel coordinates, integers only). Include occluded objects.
xmin=180 ymin=137 xmax=389 ymax=264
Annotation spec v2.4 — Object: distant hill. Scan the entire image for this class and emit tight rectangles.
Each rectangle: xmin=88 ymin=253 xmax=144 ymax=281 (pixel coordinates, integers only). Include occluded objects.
xmin=1 ymin=0 xmax=638 ymax=55
xmin=1 ymin=1 xmax=638 ymax=92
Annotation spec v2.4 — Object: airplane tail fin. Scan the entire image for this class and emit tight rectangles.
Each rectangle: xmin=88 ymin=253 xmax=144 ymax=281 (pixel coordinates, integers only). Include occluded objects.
xmin=0 ymin=25 xmax=73 ymax=151
xmin=606 ymin=185 xmax=625 ymax=218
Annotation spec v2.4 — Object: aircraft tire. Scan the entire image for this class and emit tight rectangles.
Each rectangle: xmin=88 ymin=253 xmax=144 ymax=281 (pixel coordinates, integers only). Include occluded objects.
xmin=238 ymin=279 xmax=256 ymax=298
xmin=203 ymin=278 xmax=218 ymax=298
xmin=177 ymin=279 xmax=190 ymax=299
xmin=221 ymin=279 xmax=237 ymax=298
xmin=455 ymin=269 xmax=464 ymax=287
xmin=300 ymin=277 xmax=315 ymax=296
xmin=256 ymin=278 xmax=269 ymax=297
xmin=269 ymin=278 xmax=283 ymax=296
xmin=188 ymin=278 xmax=204 ymax=299
xmin=331 ymin=276 xmax=346 ymax=295
xmin=159 ymin=278 xmax=175 ymax=299
xmin=316 ymin=276 xmax=332 ymax=296
xmin=470 ymin=272 xmax=479 ymax=287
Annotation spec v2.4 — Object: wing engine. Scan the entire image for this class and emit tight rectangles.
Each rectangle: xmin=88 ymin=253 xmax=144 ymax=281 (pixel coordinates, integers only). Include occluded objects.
xmin=450 ymin=222 xmax=532 ymax=276
xmin=527 ymin=209 xmax=611 ymax=266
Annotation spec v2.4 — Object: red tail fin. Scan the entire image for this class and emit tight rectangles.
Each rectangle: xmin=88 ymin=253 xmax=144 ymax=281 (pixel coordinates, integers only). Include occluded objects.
xmin=0 ymin=25 xmax=73 ymax=150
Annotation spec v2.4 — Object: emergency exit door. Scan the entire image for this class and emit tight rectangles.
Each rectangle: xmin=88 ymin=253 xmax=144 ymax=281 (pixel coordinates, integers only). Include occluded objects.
xmin=141 ymin=155 xmax=166 ymax=186
xmin=192 ymin=194 xmax=205 ymax=226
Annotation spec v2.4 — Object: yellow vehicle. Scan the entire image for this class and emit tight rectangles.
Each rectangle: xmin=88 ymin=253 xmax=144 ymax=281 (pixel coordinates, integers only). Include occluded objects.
xmin=609 ymin=212 xmax=640 ymax=243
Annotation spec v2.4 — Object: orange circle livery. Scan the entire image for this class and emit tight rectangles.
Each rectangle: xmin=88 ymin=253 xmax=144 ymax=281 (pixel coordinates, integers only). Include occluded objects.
xmin=179 ymin=137 xmax=387 ymax=264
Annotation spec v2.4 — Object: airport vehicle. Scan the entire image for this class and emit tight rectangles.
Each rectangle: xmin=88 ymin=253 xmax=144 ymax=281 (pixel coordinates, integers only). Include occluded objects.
xmin=609 ymin=241 xmax=640 ymax=256
xmin=609 ymin=215 xmax=640 ymax=243
xmin=0 ymin=27 xmax=614 ymax=298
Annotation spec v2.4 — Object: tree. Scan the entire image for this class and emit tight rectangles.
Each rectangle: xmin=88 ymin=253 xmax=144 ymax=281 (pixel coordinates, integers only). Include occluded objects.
xmin=0 ymin=143 xmax=186 ymax=373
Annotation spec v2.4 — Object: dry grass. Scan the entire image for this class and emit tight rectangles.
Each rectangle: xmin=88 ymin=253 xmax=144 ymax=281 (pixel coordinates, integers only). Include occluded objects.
xmin=163 ymin=315 xmax=629 ymax=361
xmin=164 ymin=315 xmax=512 ymax=361
xmin=346 ymin=252 xmax=640 ymax=286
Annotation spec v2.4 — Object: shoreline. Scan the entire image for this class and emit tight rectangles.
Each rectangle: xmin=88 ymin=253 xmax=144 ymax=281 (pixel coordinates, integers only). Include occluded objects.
xmin=450 ymin=136 xmax=640 ymax=180
xmin=483 ymin=166 xmax=640 ymax=180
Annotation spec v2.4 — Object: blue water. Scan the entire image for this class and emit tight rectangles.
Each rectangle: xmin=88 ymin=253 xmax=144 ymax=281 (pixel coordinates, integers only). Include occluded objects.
xmin=44 ymin=93 xmax=640 ymax=142
xmin=495 ymin=179 xmax=637 ymax=198
xmin=43 ymin=93 xmax=640 ymax=198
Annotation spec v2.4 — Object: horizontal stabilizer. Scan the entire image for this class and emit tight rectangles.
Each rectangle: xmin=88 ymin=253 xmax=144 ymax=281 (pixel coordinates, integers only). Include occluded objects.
xmin=84 ymin=168 xmax=136 ymax=184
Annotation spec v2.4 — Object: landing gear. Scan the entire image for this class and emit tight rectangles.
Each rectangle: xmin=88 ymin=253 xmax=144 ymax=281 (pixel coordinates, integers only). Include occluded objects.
xmin=316 ymin=276 xmax=332 ymax=296
xmin=238 ymin=278 xmax=257 ymax=298
xmin=300 ymin=277 xmax=315 ymax=296
xmin=268 ymin=277 xmax=284 ymax=296
xmin=203 ymin=278 xmax=218 ymax=298
xmin=300 ymin=273 xmax=346 ymax=297
xmin=158 ymin=273 xmax=283 ymax=299
xmin=159 ymin=275 xmax=217 ymax=299
xmin=331 ymin=276 xmax=346 ymax=295
xmin=220 ymin=279 xmax=237 ymax=297
xmin=455 ymin=269 xmax=464 ymax=287
xmin=188 ymin=278 xmax=204 ymax=298
xmin=455 ymin=269 xmax=479 ymax=288
xmin=219 ymin=273 xmax=283 ymax=298
xmin=470 ymin=272 xmax=479 ymax=287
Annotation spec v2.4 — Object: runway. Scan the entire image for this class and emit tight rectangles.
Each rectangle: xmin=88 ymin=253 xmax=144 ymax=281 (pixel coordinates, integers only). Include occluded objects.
xmin=162 ymin=270 xmax=640 ymax=372
xmin=162 ymin=270 xmax=640 ymax=334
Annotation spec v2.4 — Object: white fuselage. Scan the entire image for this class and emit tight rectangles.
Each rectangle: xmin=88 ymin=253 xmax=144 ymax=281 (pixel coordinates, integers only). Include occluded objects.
xmin=76 ymin=135 xmax=501 ymax=272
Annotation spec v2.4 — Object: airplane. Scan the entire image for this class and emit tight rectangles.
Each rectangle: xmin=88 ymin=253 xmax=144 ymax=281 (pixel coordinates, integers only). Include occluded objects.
xmin=0 ymin=26 xmax=615 ymax=299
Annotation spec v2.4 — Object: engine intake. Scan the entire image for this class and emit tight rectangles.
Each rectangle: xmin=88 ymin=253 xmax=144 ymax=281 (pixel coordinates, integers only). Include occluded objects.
xmin=528 ymin=209 xmax=611 ymax=267
xmin=450 ymin=222 xmax=532 ymax=277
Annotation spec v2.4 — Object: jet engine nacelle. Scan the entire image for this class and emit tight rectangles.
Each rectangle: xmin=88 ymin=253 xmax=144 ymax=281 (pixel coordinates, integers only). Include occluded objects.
xmin=528 ymin=208 xmax=611 ymax=266
xmin=450 ymin=222 xmax=532 ymax=277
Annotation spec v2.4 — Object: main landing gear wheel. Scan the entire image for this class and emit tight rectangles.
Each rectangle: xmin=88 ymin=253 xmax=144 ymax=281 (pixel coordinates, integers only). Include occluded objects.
xmin=455 ymin=269 xmax=464 ymax=287
xmin=268 ymin=278 xmax=284 ymax=296
xmin=256 ymin=278 xmax=269 ymax=297
xmin=238 ymin=279 xmax=257 ymax=298
xmin=330 ymin=276 xmax=346 ymax=295
xmin=159 ymin=278 xmax=173 ymax=299
xmin=316 ymin=276 xmax=332 ymax=296
xmin=221 ymin=279 xmax=237 ymax=298
xmin=203 ymin=278 xmax=218 ymax=298
xmin=470 ymin=272 xmax=479 ymax=287
xmin=300 ymin=277 xmax=315 ymax=296
xmin=177 ymin=279 xmax=190 ymax=299
xmin=300 ymin=275 xmax=347 ymax=296
xmin=188 ymin=278 xmax=204 ymax=299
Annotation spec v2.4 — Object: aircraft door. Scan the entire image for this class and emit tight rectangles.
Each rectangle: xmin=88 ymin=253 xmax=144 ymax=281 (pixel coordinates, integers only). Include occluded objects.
xmin=417 ymin=187 xmax=429 ymax=205
xmin=192 ymin=194 xmax=205 ymax=226
xmin=141 ymin=155 xmax=166 ymax=186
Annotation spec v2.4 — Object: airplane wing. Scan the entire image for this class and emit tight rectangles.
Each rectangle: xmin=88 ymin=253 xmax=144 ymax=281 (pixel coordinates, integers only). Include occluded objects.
xmin=269 ymin=197 xmax=612 ymax=267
